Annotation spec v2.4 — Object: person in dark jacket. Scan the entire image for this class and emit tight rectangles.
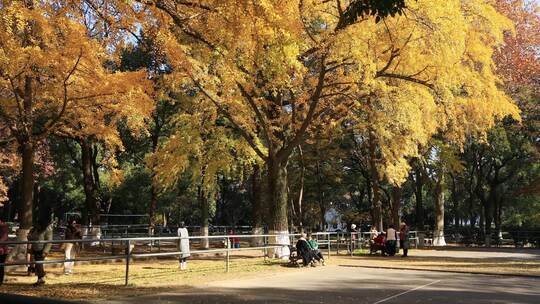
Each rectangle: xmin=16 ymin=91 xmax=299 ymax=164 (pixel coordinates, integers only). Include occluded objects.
xmin=28 ymin=222 xmax=53 ymax=286
xmin=0 ymin=219 xmax=9 ymax=285
xmin=64 ymin=220 xmax=82 ymax=274
xmin=400 ymin=222 xmax=410 ymax=257
xmin=295 ymin=233 xmax=315 ymax=267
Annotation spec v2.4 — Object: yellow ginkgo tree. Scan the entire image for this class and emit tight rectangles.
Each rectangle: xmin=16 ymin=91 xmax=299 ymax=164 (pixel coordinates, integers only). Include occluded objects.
xmin=0 ymin=1 xmax=152 ymax=243
xmin=149 ymin=97 xmax=256 ymax=248
xmin=143 ymin=0 xmax=518 ymax=239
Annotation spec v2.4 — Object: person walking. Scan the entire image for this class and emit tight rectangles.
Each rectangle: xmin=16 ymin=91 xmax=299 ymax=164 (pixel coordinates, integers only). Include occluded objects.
xmin=63 ymin=220 xmax=82 ymax=274
xmin=177 ymin=222 xmax=190 ymax=270
xmin=0 ymin=219 xmax=9 ymax=285
xmin=385 ymin=224 xmax=398 ymax=256
xmin=400 ymin=222 xmax=410 ymax=257
xmin=28 ymin=221 xmax=53 ymax=286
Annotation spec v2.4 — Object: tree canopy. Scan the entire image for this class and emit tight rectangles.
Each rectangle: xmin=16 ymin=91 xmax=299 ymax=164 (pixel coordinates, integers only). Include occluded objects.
xmin=0 ymin=0 xmax=538 ymax=247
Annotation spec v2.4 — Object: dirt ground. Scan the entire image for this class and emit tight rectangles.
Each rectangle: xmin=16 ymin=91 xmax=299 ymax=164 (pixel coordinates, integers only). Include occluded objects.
xmin=1 ymin=247 xmax=539 ymax=302
xmin=99 ymin=264 xmax=540 ymax=304
xmin=346 ymin=247 xmax=540 ymax=276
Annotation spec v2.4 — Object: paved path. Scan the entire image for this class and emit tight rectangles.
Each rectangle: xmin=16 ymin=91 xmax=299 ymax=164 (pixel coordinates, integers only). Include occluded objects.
xmin=103 ymin=265 xmax=540 ymax=304
xmin=408 ymin=247 xmax=540 ymax=260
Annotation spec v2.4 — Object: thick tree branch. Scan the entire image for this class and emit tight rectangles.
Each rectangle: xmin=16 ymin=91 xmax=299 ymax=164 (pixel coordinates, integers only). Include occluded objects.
xmin=7 ymin=78 xmax=25 ymax=124
xmin=375 ymin=71 xmax=434 ymax=89
xmin=42 ymin=49 xmax=83 ymax=136
xmin=278 ymin=57 xmax=327 ymax=161
xmin=377 ymin=48 xmax=400 ymax=75
xmin=236 ymin=81 xmax=274 ymax=155
xmin=191 ymin=77 xmax=268 ymax=162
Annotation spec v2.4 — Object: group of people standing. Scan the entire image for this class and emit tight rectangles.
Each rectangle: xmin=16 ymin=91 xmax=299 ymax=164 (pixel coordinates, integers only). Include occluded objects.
xmin=369 ymin=222 xmax=410 ymax=257
xmin=0 ymin=218 xmax=82 ymax=287
xmin=28 ymin=219 xmax=83 ymax=286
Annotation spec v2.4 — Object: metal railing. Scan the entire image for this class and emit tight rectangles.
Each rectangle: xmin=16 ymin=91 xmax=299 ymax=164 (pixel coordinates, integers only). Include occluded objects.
xmin=1 ymin=230 xmax=429 ymax=286
xmin=0 ymin=232 xmax=338 ymax=286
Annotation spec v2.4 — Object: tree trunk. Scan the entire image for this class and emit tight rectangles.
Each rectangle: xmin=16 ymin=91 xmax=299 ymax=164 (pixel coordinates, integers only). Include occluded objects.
xmin=484 ymin=185 xmax=496 ymax=247
xmin=199 ymin=185 xmax=210 ymax=249
xmin=250 ymin=164 xmax=264 ymax=246
xmin=449 ymin=173 xmax=459 ymax=227
xmin=9 ymin=140 xmax=35 ymax=260
xmin=149 ymin=182 xmax=158 ymax=225
xmin=149 ymin=127 xmax=160 ymax=226
xmin=11 ymin=76 xmax=35 ymax=260
xmin=495 ymin=195 xmax=502 ymax=241
xmin=433 ymin=173 xmax=446 ymax=246
xmin=266 ymin=158 xmax=290 ymax=258
xmin=391 ymin=186 xmax=401 ymax=228
xmin=267 ymin=159 xmax=289 ymax=232
xmin=479 ymin=204 xmax=485 ymax=241
xmin=366 ymin=180 xmax=373 ymax=228
xmin=20 ymin=141 xmax=34 ymax=230
xmin=315 ymin=158 xmax=326 ymax=231
xmin=296 ymin=146 xmax=305 ymax=232
xmin=368 ymin=133 xmax=382 ymax=230
xmin=80 ymin=138 xmax=100 ymax=226
xmin=414 ymin=167 xmax=424 ymax=230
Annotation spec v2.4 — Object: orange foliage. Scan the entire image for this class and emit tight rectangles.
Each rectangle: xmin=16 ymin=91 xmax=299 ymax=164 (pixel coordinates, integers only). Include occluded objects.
xmin=494 ymin=0 xmax=540 ymax=91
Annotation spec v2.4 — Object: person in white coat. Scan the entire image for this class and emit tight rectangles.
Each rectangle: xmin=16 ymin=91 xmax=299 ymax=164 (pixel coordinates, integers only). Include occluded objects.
xmin=177 ymin=221 xmax=190 ymax=270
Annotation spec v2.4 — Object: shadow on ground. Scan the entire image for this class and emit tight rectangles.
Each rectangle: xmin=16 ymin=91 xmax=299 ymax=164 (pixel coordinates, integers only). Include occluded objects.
xmin=2 ymin=265 xmax=540 ymax=304
xmin=101 ymin=274 xmax=540 ymax=304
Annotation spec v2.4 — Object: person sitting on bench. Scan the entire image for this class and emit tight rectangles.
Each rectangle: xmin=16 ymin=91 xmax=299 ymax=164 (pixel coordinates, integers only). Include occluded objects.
xmin=296 ymin=233 xmax=315 ymax=267
xmin=307 ymin=233 xmax=325 ymax=266
xmin=370 ymin=226 xmax=379 ymax=243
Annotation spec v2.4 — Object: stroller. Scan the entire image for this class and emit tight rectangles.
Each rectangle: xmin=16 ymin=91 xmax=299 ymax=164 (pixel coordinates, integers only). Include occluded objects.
xmin=370 ymin=234 xmax=387 ymax=255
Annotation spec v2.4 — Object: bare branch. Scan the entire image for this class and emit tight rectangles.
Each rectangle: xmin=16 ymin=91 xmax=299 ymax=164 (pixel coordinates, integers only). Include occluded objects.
xmin=377 ymin=48 xmax=400 ymax=75
xmin=278 ymin=56 xmax=328 ymax=161
xmin=38 ymin=49 xmax=84 ymax=138
xmin=375 ymin=71 xmax=434 ymax=89
xmin=299 ymin=0 xmax=318 ymax=44
xmin=7 ymin=78 xmax=25 ymax=122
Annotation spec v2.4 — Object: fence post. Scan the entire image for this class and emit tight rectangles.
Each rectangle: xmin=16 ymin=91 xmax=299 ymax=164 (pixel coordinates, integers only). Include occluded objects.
xmin=124 ymin=240 xmax=131 ymax=286
xmin=350 ymin=233 xmax=353 ymax=257
xmin=327 ymin=232 xmax=331 ymax=259
xmin=110 ymin=231 xmax=113 ymax=255
xmin=263 ymin=235 xmax=268 ymax=261
xmin=225 ymin=237 xmax=230 ymax=273
xmin=336 ymin=233 xmax=340 ymax=255
xmin=157 ymin=232 xmax=161 ymax=252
